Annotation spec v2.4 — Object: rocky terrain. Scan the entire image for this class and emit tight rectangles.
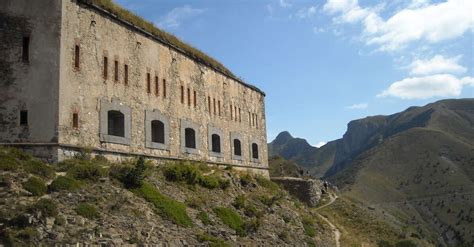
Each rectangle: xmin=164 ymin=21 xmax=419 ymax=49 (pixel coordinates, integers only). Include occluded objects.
xmin=0 ymin=147 xmax=337 ymax=246
xmin=269 ymin=98 xmax=474 ymax=246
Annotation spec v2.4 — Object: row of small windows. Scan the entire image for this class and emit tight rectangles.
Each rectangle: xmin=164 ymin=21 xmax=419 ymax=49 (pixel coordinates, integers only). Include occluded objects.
xmin=70 ymin=44 xmax=259 ymax=126
xmin=103 ymin=110 xmax=259 ymax=160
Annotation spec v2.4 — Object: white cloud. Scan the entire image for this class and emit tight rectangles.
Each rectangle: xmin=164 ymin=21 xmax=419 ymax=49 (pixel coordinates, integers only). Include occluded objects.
xmin=279 ymin=0 xmax=292 ymax=8
xmin=296 ymin=6 xmax=317 ymax=19
xmin=315 ymin=141 xmax=327 ymax=148
xmin=408 ymin=55 xmax=467 ymax=75
xmin=157 ymin=5 xmax=205 ymax=28
xmin=377 ymin=74 xmax=474 ymax=99
xmin=346 ymin=103 xmax=369 ymax=109
xmin=323 ymin=0 xmax=474 ymax=51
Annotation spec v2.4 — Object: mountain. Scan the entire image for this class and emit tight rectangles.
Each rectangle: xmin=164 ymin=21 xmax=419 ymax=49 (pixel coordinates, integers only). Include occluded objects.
xmin=270 ymin=98 xmax=474 ymax=245
xmin=268 ymin=132 xmax=336 ymax=178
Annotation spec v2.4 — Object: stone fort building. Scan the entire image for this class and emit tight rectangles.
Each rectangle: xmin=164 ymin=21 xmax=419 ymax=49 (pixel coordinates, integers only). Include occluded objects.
xmin=0 ymin=0 xmax=268 ymax=175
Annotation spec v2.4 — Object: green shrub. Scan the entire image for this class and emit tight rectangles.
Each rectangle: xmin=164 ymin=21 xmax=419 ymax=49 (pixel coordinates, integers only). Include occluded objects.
xmin=164 ymin=162 xmax=201 ymax=184
xmin=378 ymin=240 xmax=394 ymax=247
xmin=233 ymin=195 xmax=246 ymax=209
xmin=75 ymin=203 xmax=100 ymax=219
xmin=163 ymin=162 xmax=228 ymax=190
xmin=302 ymin=216 xmax=316 ymax=237
xmin=29 ymin=199 xmax=57 ymax=218
xmin=3 ymin=227 xmax=39 ymax=244
xmin=109 ymin=163 xmax=134 ymax=182
xmin=55 ymin=215 xmax=66 ymax=226
xmin=240 ymin=173 xmax=253 ymax=187
xmin=122 ymin=157 xmax=147 ymax=189
xmin=133 ymin=182 xmax=192 ymax=226
xmin=306 ymin=239 xmax=316 ymax=247
xmin=395 ymin=240 xmax=417 ymax=247
xmin=185 ymin=197 xmax=205 ymax=209
xmin=244 ymin=204 xmax=261 ymax=218
xmin=22 ymin=176 xmax=47 ymax=196
xmin=197 ymin=232 xmax=229 ymax=247
xmin=66 ymin=160 xmax=106 ymax=181
xmin=0 ymin=151 xmax=20 ymax=171
xmin=255 ymin=176 xmax=279 ymax=191
xmin=23 ymin=160 xmax=55 ymax=179
xmin=213 ymin=207 xmax=246 ymax=236
xmin=197 ymin=211 xmax=212 ymax=225
xmin=49 ymin=176 xmax=82 ymax=192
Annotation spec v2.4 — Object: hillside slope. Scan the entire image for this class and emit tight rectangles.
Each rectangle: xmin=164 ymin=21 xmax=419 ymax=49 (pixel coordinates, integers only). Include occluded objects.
xmin=328 ymin=99 xmax=474 ymax=245
xmin=0 ymin=147 xmax=337 ymax=246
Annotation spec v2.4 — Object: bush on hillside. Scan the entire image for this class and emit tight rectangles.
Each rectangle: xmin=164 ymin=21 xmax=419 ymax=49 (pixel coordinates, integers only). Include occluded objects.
xmin=22 ymin=177 xmax=47 ymax=196
xmin=29 ymin=199 xmax=58 ymax=218
xmin=75 ymin=203 xmax=100 ymax=219
xmin=213 ymin=207 xmax=246 ymax=236
xmin=49 ymin=176 xmax=82 ymax=192
xmin=163 ymin=162 xmax=229 ymax=190
xmin=123 ymin=157 xmax=147 ymax=189
xmin=133 ymin=182 xmax=192 ymax=226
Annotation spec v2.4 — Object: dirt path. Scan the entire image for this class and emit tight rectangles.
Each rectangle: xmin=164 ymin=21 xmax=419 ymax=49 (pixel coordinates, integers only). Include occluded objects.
xmin=315 ymin=194 xmax=341 ymax=247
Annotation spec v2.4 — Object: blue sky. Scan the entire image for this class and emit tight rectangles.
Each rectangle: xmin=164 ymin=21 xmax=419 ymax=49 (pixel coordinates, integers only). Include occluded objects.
xmin=116 ymin=0 xmax=473 ymax=147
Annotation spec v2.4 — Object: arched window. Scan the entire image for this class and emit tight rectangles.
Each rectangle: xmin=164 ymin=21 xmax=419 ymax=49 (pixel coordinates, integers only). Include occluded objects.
xmin=185 ymin=128 xmax=196 ymax=149
xmin=233 ymin=139 xmax=242 ymax=156
xmin=108 ymin=110 xmax=124 ymax=137
xmin=151 ymin=120 xmax=165 ymax=144
xmin=211 ymin=134 xmax=221 ymax=153
xmin=252 ymin=143 xmax=259 ymax=160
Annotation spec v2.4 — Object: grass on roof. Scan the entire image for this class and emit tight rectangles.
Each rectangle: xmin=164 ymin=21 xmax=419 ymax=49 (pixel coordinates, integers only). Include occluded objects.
xmin=84 ymin=0 xmax=235 ymax=78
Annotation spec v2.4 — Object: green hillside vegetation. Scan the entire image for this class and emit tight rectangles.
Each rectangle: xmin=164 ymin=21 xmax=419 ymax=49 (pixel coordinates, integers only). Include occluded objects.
xmin=0 ymin=147 xmax=339 ymax=245
xmin=82 ymin=0 xmax=236 ymax=79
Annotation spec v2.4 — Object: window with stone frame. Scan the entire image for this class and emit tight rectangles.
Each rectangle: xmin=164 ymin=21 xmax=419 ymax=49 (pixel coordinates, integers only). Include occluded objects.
xmin=185 ymin=128 xmax=196 ymax=149
xmin=107 ymin=110 xmax=125 ymax=137
xmin=151 ymin=120 xmax=165 ymax=144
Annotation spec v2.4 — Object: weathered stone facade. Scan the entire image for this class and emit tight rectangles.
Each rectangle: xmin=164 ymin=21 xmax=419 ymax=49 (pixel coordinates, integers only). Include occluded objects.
xmin=0 ymin=0 xmax=268 ymax=175
xmin=271 ymin=177 xmax=324 ymax=207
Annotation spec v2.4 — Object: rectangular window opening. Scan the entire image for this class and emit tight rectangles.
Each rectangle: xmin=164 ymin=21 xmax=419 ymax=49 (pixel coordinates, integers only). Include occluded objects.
xmin=208 ymin=96 xmax=211 ymax=114
xmin=193 ymin=90 xmax=197 ymax=107
xmin=213 ymin=98 xmax=216 ymax=115
xmin=72 ymin=113 xmax=79 ymax=129
xmin=181 ymin=86 xmax=185 ymax=104
xmin=187 ymin=88 xmax=191 ymax=106
xmin=230 ymin=104 xmax=233 ymax=120
xmin=114 ymin=60 xmax=119 ymax=82
xmin=20 ymin=110 xmax=28 ymax=126
xmin=218 ymin=100 xmax=221 ymax=116
xmin=103 ymin=56 xmax=108 ymax=79
xmin=239 ymin=108 xmax=241 ymax=122
xmin=146 ymin=73 xmax=151 ymax=94
xmin=74 ymin=44 xmax=80 ymax=69
xmin=22 ymin=37 xmax=30 ymax=63
xmin=124 ymin=64 xmax=129 ymax=85
xmin=163 ymin=79 xmax=167 ymax=98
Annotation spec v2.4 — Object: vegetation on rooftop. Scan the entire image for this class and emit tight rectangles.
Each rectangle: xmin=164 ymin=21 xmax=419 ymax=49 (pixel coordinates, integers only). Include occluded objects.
xmin=84 ymin=0 xmax=236 ymax=78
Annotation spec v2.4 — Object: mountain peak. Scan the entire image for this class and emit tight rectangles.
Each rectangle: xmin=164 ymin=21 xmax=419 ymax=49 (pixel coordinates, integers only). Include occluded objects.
xmin=274 ymin=131 xmax=293 ymax=141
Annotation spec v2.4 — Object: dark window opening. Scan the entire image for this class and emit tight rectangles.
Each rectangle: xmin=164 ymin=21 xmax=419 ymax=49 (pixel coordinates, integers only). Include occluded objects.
xmin=108 ymin=110 xmax=125 ymax=137
xmin=163 ymin=79 xmax=167 ymax=98
xmin=213 ymin=98 xmax=216 ymax=115
xmin=74 ymin=44 xmax=80 ymax=69
xmin=187 ymin=88 xmax=191 ymax=106
xmin=155 ymin=76 xmax=159 ymax=96
xmin=239 ymin=108 xmax=242 ymax=122
xmin=124 ymin=64 xmax=129 ymax=85
xmin=233 ymin=139 xmax=242 ymax=156
xmin=22 ymin=37 xmax=30 ymax=63
xmin=193 ymin=90 xmax=197 ymax=107
xmin=20 ymin=110 xmax=28 ymax=126
xmin=114 ymin=60 xmax=119 ymax=81
xmin=151 ymin=120 xmax=165 ymax=144
xmin=103 ymin=56 xmax=108 ymax=79
xmin=146 ymin=73 xmax=151 ymax=94
xmin=181 ymin=86 xmax=184 ymax=104
xmin=230 ymin=104 xmax=233 ymax=120
xmin=218 ymin=100 xmax=221 ymax=116
xmin=211 ymin=134 xmax=221 ymax=153
xmin=235 ymin=106 xmax=238 ymax=121
xmin=252 ymin=143 xmax=259 ymax=159
xmin=72 ymin=113 xmax=79 ymax=129
xmin=185 ymin=128 xmax=196 ymax=149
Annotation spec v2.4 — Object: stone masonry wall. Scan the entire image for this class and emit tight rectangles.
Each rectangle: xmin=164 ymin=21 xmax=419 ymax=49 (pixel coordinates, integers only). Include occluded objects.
xmin=57 ymin=0 xmax=268 ymax=171
xmin=0 ymin=0 xmax=61 ymax=143
xmin=271 ymin=177 xmax=323 ymax=207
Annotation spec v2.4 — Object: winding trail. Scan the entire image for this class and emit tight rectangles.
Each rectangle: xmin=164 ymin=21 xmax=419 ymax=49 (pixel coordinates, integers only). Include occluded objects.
xmin=314 ymin=194 xmax=341 ymax=247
